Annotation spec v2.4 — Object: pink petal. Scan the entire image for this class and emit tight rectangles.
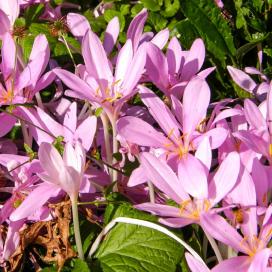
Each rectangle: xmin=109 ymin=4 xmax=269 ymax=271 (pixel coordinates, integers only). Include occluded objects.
xmin=53 ymin=68 xmax=98 ymax=102
xmin=150 ymin=28 xmax=169 ymax=49
xmin=115 ymin=39 xmax=133 ymax=84
xmin=227 ymin=66 xmax=257 ymax=93
xmin=195 ymin=137 xmax=211 ymax=172
xmin=182 ymin=38 xmax=205 ymax=81
xmin=244 ymin=99 xmax=266 ymax=130
xmin=185 ymin=253 xmax=210 ymax=272
xmin=135 ymin=203 xmax=180 ymax=217
xmin=212 ymin=256 xmax=250 ymax=272
xmin=208 ymin=152 xmax=240 ymax=205
xmin=117 ymin=116 xmax=167 ymax=147
xmin=200 ymin=213 xmax=246 ymax=254
xmin=167 ymin=37 xmax=183 ymax=76
xmin=248 ymin=249 xmax=271 ymax=272
xmin=139 ymin=85 xmax=181 ymax=140
xmin=159 ymin=217 xmax=194 ymax=228
xmin=127 ymin=8 xmax=148 ymax=50
xmin=0 ymin=113 xmax=16 ymax=137
xmin=141 ymin=152 xmax=189 ymax=203
xmin=122 ymin=43 xmax=146 ymax=96
xmin=82 ymin=30 xmax=113 ymax=84
xmin=0 ymin=10 xmax=11 ymax=38
xmin=75 ymin=115 xmax=97 ymax=151
xmin=178 ymin=153 xmax=208 ymax=199
xmin=67 ymin=12 xmax=91 ymax=41
xmin=103 ymin=16 xmax=120 ymax=54
xmin=183 ymin=77 xmax=210 ymax=136
xmin=10 ymin=182 xmax=60 ymax=221
xmin=1 ymin=32 xmax=16 ymax=82
xmin=128 ymin=165 xmax=147 ymax=187
xmin=145 ymin=42 xmax=169 ymax=91
xmin=38 ymin=142 xmax=65 ymax=182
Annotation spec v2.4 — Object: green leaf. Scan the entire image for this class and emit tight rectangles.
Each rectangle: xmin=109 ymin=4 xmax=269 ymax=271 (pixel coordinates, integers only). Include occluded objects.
xmin=95 ymin=107 xmax=103 ymax=117
xmin=93 ymin=222 xmax=183 ymax=272
xmin=25 ymin=4 xmax=45 ymax=27
xmin=140 ymin=0 xmax=161 ymax=11
xmin=236 ymin=33 xmax=270 ymax=63
xmin=52 ymin=136 xmax=64 ymax=155
xmin=174 ymin=19 xmax=199 ymax=48
xmin=180 ymin=0 xmax=236 ymax=65
xmin=161 ymin=0 xmax=180 ymax=18
xmin=120 ymin=4 xmax=130 ymax=15
xmin=19 ymin=35 xmax=35 ymax=62
xmin=148 ymin=12 xmax=168 ymax=31
xmin=71 ymin=259 xmax=91 ymax=272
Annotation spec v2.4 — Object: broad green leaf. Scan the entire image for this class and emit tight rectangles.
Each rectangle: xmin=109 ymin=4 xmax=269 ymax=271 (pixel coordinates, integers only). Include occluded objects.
xmin=71 ymin=259 xmax=91 ymax=272
xmin=236 ymin=33 xmax=270 ymax=63
xmin=94 ymin=222 xmax=183 ymax=272
xmin=19 ymin=35 xmax=35 ymax=62
xmin=180 ymin=0 xmax=236 ymax=65
xmin=25 ymin=4 xmax=45 ymax=27
xmin=174 ymin=19 xmax=199 ymax=48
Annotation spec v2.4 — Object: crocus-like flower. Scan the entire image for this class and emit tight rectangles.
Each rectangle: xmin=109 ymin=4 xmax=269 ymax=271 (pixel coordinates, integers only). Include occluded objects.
xmin=117 ymin=79 xmax=228 ymax=171
xmin=227 ymin=65 xmax=270 ymax=99
xmin=54 ymin=29 xmax=146 ymax=121
xmin=133 ymin=149 xmax=240 ymax=228
xmin=17 ymin=101 xmax=97 ymax=150
xmin=0 ymin=32 xmax=52 ymax=106
xmin=38 ymin=141 xmax=86 ymax=201
xmin=145 ymin=38 xmax=215 ymax=98
xmin=0 ymin=0 xmax=19 ymax=37
xmin=201 ymin=209 xmax=272 ymax=271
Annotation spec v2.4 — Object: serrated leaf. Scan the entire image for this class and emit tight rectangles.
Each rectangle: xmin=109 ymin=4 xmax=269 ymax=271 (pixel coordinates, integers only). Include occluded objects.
xmin=148 ymin=12 xmax=168 ymax=31
xmin=94 ymin=222 xmax=183 ymax=272
xmin=181 ymin=0 xmax=236 ymax=65
xmin=140 ymin=0 xmax=161 ymax=11
xmin=161 ymin=0 xmax=180 ymax=18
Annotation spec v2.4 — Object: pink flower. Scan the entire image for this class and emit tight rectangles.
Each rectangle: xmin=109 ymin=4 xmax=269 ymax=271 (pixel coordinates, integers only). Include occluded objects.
xmin=133 ymin=149 xmax=240 ymax=228
xmin=38 ymin=141 xmax=86 ymax=201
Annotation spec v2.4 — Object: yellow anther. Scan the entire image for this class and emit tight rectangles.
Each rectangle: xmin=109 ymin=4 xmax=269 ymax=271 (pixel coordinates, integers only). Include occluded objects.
xmin=179 ymin=199 xmax=191 ymax=214
xmin=269 ymin=143 xmax=272 ymax=157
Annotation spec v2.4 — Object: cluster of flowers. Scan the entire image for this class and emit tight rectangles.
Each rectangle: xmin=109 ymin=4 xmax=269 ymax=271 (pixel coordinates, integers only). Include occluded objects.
xmin=0 ymin=1 xmax=271 ymax=271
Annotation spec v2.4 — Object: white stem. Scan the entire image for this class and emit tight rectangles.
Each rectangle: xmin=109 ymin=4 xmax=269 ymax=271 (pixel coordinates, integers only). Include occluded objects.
xmin=88 ymin=217 xmax=205 ymax=265
xmin=21 ymin=120 xmax=32 ymax=147
xmin=204 ymin=230 xmax=223 ymax=263
xmin=35 ymin=92 xmax=44 ymax=110
xmin=100 ymin=113 xmax=112 ymax=170
xmin=78 ymin=101 xmax=89 ymax=120
xmin=111 ymin=115 xmax=118 ymax=184
xmin=147 ymin=181 xmax=155 ymax=203
xmin=71 ymin=198 xmax=84 ymax=260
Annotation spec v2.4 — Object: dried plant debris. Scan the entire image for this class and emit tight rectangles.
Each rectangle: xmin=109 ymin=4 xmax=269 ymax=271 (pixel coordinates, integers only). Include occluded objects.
xmin=6 ymin=200 xmax=76 ymax=272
